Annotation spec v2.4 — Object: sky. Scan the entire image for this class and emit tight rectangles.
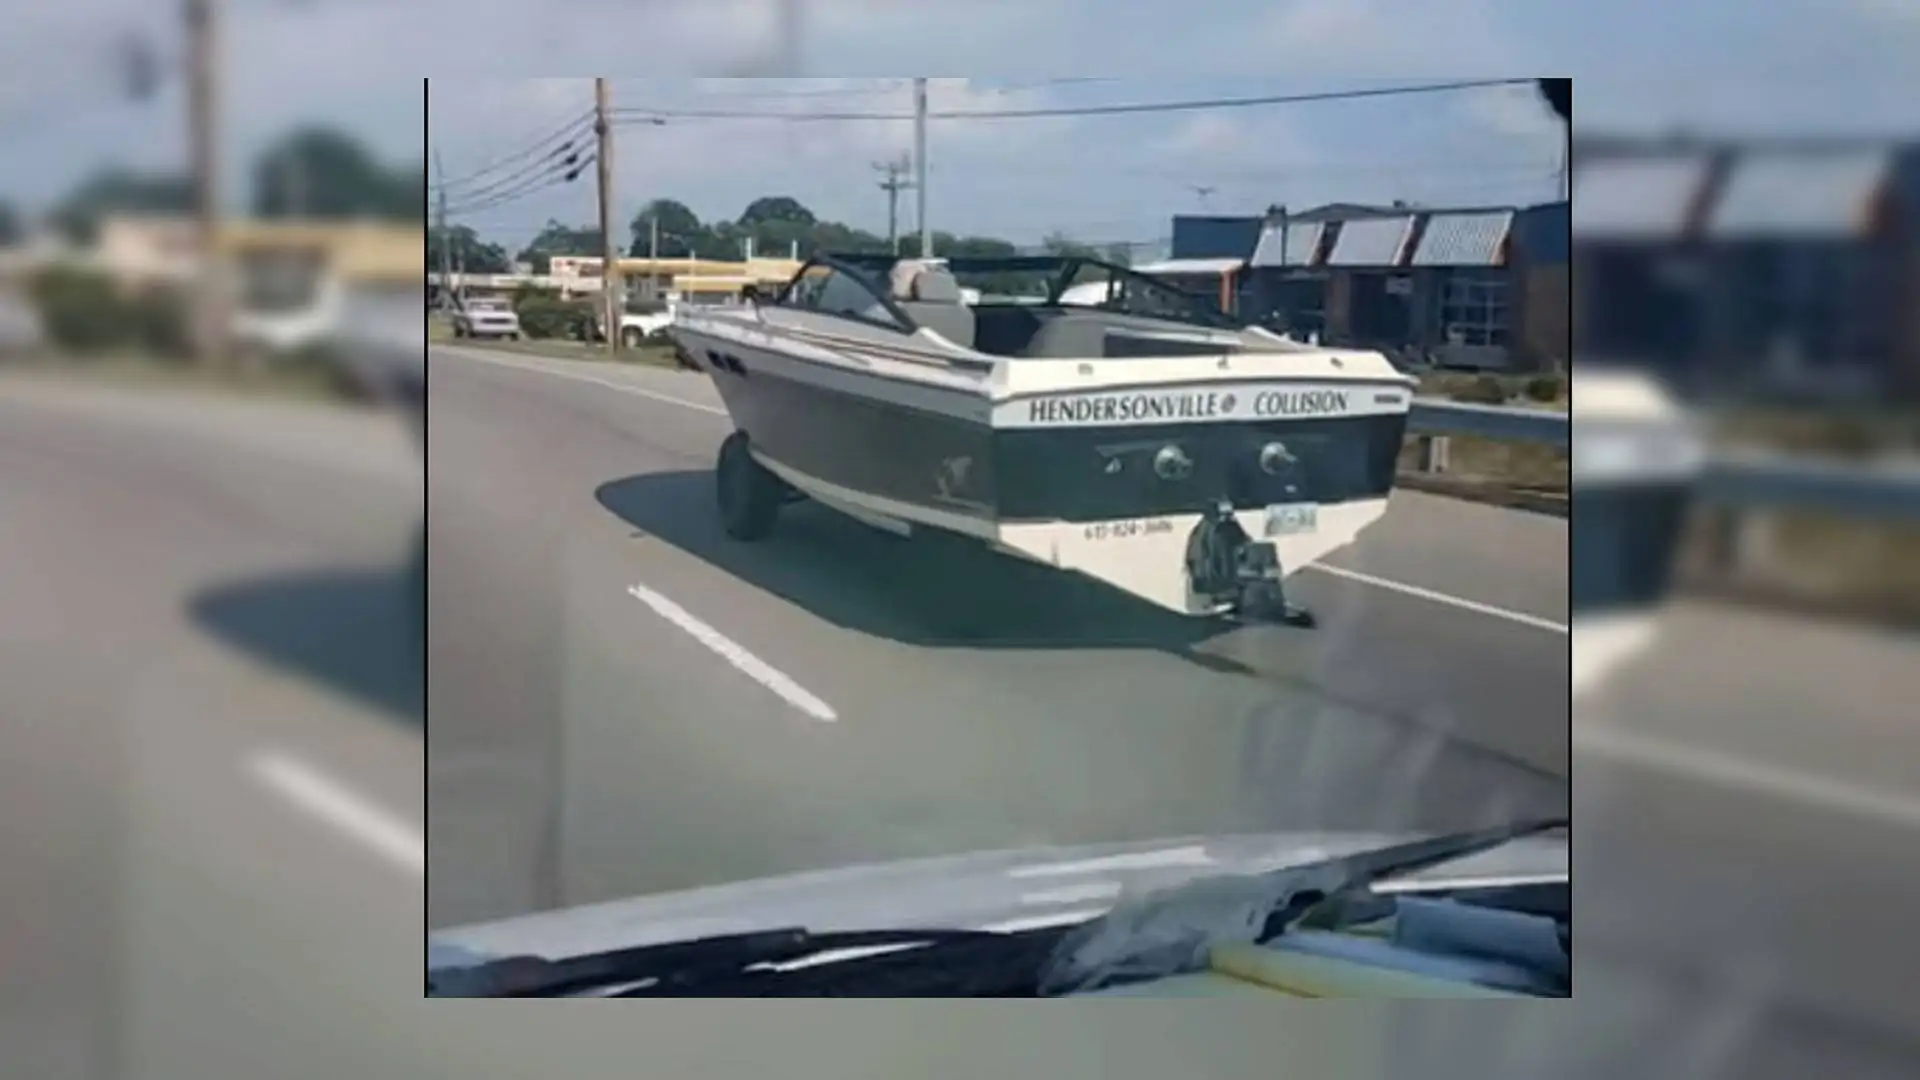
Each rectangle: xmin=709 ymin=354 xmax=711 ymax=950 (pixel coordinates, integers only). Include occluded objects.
xmin=3 ymin=0 xmax=1917 ymax=252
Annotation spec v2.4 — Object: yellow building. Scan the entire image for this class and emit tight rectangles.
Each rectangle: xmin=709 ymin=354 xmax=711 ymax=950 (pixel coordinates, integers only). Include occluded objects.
xmin=550 ymin=254 xmax=802 ymax=301
xmin=93 ymin=214 xmax=424 ymax=285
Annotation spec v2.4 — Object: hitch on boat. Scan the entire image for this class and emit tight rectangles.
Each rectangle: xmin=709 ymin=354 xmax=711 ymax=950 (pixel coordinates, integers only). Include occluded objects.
xmin=1184 ymin=500 xmax=1316 ymax=628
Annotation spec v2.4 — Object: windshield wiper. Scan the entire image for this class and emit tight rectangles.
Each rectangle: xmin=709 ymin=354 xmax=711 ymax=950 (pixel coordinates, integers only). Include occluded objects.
xmin=429 ymin=925 xmax=1075 ymax=998
xmin=1037 ymin=815 xmax=1568 ymax=995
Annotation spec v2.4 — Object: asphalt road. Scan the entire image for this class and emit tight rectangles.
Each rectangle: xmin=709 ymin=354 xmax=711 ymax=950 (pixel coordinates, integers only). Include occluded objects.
xmin=0 ymin=375 xmax=427 ymax=1077
xmin=429 ymin=345 xmax=1920 ymax=1075
xmin=5 ymin=354 xmax=1917 ymax=1078
xmin=425 ymin=345 xmax=1573 ymax=929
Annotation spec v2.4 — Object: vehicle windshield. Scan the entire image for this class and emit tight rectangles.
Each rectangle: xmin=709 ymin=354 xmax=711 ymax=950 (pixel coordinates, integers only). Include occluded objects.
xmin=427 ymin=184 xmax=1568 ymax=960
xmin=826 ymin=252 xmax=1246 ymax=332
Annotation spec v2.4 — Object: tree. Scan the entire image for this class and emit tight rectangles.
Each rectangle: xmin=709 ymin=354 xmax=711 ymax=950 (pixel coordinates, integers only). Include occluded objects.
xmin=428 ymin=225 xmax=510 ymax=274
xmin=0 ymin=201 xmax=20 ymax=247
xmin=253 ymin=127 xmax=419 ymax=220
xmin=516 ymin=219 xmax=601 ymax=273
xmin=628 ymin=199 xmax=705 ymax=257
xmin=1040 ymin=232 xmax=1100 ymax=260
xmin=51 ymin=169 xmax=195 ymax=243
xmin=738 ymin=196 xmax=816 ymax=229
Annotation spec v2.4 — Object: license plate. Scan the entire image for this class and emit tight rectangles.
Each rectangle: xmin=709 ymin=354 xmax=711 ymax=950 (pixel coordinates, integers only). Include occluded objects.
xmin=1264 ymin=503 xmax=1318 ymax=536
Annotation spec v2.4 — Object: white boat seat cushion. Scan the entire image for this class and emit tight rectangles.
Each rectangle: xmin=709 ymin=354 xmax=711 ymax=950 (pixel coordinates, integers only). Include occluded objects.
xmin=897 ymin=267 xmax=976 ymax=349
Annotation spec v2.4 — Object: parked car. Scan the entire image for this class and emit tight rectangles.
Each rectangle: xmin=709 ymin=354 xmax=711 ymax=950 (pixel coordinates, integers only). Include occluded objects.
xmin=452 ymin=298 xmax=521 ymax=340
xmin=0 ymin=286 xmax=45 ymax=356
xmin=591 ymin=305 xmax=676 ymax=347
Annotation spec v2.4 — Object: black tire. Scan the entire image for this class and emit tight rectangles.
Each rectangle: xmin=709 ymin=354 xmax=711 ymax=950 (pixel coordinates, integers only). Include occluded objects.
xmin=621 ymin=326 xmax=644 ymax=348
xmin=716 ymin=430 xmax=780 ymax=541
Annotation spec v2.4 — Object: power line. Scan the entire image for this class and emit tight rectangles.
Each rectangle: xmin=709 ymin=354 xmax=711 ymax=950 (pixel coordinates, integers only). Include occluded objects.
xmin=436 ymin=140 xmax=589 ymax=206
xmin=610 ymin=78 xmax=1531 ymax=123
xmin=445 ymin=171 xmax=586 ymax=217
xmin=444 ymin=155 xmax=593 ymax=217
xmin=432 ymin=108 xmax=593 ymax=190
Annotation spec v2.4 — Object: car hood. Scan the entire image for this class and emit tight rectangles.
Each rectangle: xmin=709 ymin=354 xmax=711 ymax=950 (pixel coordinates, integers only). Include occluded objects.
xmin=429 ymin=827 xmax=1566 ymax=971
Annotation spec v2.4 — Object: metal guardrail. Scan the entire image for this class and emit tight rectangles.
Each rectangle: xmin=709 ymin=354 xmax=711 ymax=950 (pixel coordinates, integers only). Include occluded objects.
xmin=1410 ymin=397 xmax=1920 ymax=522
xmin=1411 ymin=398 xmax=1569 ymax=449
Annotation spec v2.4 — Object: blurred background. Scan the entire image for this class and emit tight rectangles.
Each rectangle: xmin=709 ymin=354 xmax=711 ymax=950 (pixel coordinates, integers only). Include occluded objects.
xmin=2 ymin=1 xmax=1917 ymax=1078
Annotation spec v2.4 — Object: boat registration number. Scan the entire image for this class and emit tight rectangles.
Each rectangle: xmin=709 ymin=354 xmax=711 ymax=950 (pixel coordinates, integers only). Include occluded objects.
xmin=1083 ymin=518 xmax=1176 ymax=542
xmin=1265 ymin=503 xmax=1319 ymax=536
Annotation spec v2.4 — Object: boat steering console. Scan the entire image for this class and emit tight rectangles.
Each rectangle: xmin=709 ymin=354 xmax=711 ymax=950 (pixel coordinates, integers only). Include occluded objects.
xmin=1185 ymin=501 xmax=1316 ymax=628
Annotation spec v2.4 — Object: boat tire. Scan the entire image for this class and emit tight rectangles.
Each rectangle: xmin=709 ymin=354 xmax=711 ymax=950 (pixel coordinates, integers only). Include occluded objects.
xmin=717 ymin=430 xmax=780 ymax=541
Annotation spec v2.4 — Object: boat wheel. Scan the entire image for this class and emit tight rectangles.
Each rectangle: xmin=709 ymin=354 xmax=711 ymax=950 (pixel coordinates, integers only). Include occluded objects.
xmin=716 ymin=430 xmax=780 ymax=541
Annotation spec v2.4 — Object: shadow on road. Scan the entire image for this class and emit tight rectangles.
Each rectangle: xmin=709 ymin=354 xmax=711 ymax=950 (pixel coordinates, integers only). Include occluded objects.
xmin=596 ymin=469 xmax=1570 ymax=791
xmin=596 ymin=469 xmax=1246 ymax=653
xmin=187 ymin=560 xmax=423 ymax=728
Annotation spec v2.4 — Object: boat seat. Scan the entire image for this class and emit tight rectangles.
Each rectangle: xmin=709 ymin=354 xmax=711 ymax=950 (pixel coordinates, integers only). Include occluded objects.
xmin=1020 ymin=313 xmax=1110 ymax=358
xmin=896 ymin=268 xmax=977 ymax=350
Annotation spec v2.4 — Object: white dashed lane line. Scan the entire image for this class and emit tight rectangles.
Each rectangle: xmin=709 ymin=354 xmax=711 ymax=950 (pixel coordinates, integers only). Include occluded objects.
xmin=249 ymin=749 xmax=425 ymax=876
xmin=626 ymin=582 xmax=840 ymax=723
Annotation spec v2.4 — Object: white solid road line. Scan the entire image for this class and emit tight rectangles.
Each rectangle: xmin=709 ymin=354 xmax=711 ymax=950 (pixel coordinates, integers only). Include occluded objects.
xmin=439 ymin=345 xmax=727 ymax=415
xmin=1007 ymin=845 xmax=1215 ymax=878
xmin=1305 ymin=563 xmax=1569 ymax=634
xmin=249 ymin=750 xmax=426 ymax=876
xmin=626 ymin=582 xmax=840 ymax=722
xmin=1575 ymin=722 xmax=1920 ymax=831
xmin=440 ymin=347 xmax=1566 ymax=637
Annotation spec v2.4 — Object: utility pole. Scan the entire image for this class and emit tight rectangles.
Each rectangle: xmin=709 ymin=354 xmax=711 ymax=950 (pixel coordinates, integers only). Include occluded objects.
xmin=773 ymin=0 xmax=801 ymax=76
xmin=913 ymin=78 xmax=930 ymax=259
xmin=433 ymin=150 xmax=454 ymax=311
xmin=184 ymin=0 xmax=224 ymax=366
xmin=595 ymin=78 xmax=620 ymax=354
xmin=874 ymin=156 xmax=914 ymax=254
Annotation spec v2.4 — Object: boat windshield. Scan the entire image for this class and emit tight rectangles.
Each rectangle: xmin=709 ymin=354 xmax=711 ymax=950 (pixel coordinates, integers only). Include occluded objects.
xmin=827 ymin=253 xmax=1246 ymax=332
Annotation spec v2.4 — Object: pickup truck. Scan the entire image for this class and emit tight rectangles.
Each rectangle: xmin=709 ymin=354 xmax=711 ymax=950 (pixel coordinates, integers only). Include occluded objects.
xmin=451 ymin=298 xmax=522 ymax=340
xmin=592 ymin=306 xmax=676 ymax=347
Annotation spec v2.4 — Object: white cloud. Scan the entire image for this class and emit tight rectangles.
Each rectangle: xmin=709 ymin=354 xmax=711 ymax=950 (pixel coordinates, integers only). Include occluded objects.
xmin=1455 ymin=83 xmax=1563 ymax=161
xmin=1260 ymin=0 xmax=1525 ymax=72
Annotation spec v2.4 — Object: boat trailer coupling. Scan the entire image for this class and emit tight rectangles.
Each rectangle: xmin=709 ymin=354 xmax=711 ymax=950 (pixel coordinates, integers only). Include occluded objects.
xmin=1184 ymin=501 xmax=1317 ymax=628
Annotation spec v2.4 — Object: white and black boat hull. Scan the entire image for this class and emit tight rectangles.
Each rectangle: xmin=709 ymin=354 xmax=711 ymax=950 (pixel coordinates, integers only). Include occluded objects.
xmin=674 ymin=317 xmax=1413 ymax=618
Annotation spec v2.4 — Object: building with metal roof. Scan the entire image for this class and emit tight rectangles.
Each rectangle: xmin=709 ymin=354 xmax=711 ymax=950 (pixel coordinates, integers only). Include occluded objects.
xmin=1706 ymin=148 xmax=1893 ymax=239
xmin=1411 ymin=209 xmax=1514 ymax=267
xmin=1324 ymin=215 xmax=1418 ymax=267
xmin=1572 ymin=134 xmax=1920 ymax=400
xmin=1168 ymin=215 xmax=1263 ymax=261
xmin=1573 ymin=154 xmax=1715 ymax=240
xmin=1248 ymin=221 xmax=1324 ymax=269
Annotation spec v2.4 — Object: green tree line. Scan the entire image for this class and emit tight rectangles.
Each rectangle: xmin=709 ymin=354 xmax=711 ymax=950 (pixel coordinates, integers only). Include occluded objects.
xmin=1 ymin=126 xmax=423 ymax=249
xmin=503 ymin=195 xmax=1135 ymax=276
